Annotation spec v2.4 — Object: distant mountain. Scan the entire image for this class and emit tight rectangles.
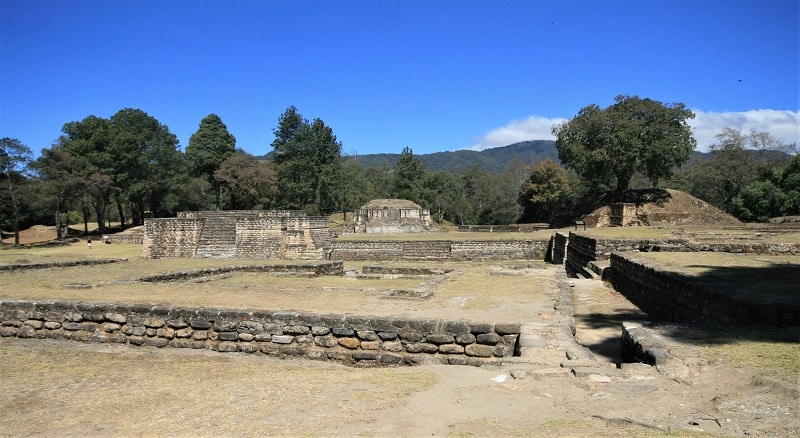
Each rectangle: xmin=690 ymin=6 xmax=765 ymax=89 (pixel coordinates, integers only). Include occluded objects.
xmin=348 ymin=140 xmax=558 ymax=173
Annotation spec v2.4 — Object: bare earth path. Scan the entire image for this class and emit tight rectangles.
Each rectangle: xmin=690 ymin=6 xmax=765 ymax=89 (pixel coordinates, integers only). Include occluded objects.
xmin=1 ymin=260 xmax=798 ymax=436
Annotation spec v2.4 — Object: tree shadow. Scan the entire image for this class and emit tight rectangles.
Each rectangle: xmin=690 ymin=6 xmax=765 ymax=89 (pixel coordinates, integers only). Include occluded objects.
xmin=612 ymin=261 xmax=800 ymax=345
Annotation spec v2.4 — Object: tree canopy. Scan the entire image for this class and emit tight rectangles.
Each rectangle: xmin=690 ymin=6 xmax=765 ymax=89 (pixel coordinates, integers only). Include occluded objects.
xmin=553 ymin=95 xmax=696 ymax=192
xmin=186 ymin=114 xmax=236 ymax=209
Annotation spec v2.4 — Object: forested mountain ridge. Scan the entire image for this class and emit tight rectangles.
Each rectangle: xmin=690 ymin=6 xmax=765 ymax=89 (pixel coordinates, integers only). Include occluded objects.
xmin=345 ymin=140 xmax=558 ymax=173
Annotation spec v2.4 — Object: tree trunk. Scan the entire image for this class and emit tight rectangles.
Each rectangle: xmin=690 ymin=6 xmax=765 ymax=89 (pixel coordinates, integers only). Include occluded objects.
xmin=54 ymin=197 xmax=62 ymax=241
xmin=116 ymin=197 xmax=126 ymax=229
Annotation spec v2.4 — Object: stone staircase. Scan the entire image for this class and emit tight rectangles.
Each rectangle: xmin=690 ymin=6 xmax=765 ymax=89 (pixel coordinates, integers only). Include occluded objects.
xmin=196 ymin=212 xmax=237 ymax=258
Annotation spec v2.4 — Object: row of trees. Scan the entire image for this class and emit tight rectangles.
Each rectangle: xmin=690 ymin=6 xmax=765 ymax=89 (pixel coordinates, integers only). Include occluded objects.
xmin=3 ymin=96 xmax=797 ymax=246
xmin=1 ymin=106 xmax=531 ymax=245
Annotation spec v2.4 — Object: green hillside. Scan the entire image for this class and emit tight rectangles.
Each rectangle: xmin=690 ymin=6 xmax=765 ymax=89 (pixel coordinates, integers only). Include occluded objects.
xmin=348 ymin=140 xmax=558 ymax=173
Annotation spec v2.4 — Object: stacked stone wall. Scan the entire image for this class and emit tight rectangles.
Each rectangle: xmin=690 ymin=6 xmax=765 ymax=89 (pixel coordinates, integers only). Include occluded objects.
xmin=606 ymin=253 xmax=800 ymax=326
xmin=0 ymin=300 xmax=520 ymax=367
xmin=142 ymin=219 xmax=202 ymax=258
xmin=234 ymin=217 xmax=282 ymax=258
xmin=329 ymin=240 xmax=548 ymax=261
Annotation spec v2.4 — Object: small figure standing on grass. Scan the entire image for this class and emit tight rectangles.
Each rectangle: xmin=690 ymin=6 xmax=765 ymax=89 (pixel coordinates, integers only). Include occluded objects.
xmin=87 ymin=238 xmax=92 ymax=249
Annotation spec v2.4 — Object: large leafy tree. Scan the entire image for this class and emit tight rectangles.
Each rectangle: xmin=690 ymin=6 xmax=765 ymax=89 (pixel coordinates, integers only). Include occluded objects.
xmin=0 ymin=137 xmax=33 ymax=246
xmin=108 ymin=108 xmax=183 ymax=225
xmin=186 ymin=113 xmax=236 ymax=209
xmin=214 ymin=151 xmax=278 ymax=209
xmin=519 ymin=159 xmax=578 ymax=223
xmin=553 ymin=95 xmax=696 ymax=192
xmin=271 ymin=106 xmax=342 ymax=213
xmin=31 ymin=145 xmax=89 ymax=239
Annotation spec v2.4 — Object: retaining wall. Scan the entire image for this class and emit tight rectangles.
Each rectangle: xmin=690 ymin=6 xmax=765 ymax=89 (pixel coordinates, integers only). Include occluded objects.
xmin=0 ymin=300 xmax=520 ymax=367
xmin=329 ymin=240 xmax=548 ymax=261
xmin=606 ymin=253 xmax=800 ymax=326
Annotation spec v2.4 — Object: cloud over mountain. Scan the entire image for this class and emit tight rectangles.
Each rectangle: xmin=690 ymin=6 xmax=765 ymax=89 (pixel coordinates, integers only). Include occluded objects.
xmin=472 ymin=109 xmax=799 ymax=152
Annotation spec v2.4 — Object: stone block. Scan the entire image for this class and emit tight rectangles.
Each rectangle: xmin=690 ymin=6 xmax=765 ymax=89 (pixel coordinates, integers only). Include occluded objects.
xmin=238 ymin=333 xmax=254 ymax=342
xmin=380 ymin=353 xmax=403 ymax=365
xmin=43 ymin=321 xmax=61 ymax=330
xmin=272 ymin=335 xmax=294 ymax=344
xmin=105 ymin=313 xmax=127 ymax=324
xmin=405 ymin=342 xmax=438 ymax=354
xmin=145 ymin=337 xmax=169 ymax=348
xmin=353 ymin=351 xmax=380 ymax=361
xmin=311 ymin=326 xmax=330 ymax=336
xmin=338 ymin=337 xmax=360 ymax=349
xmin=377 ymin=331 xmax=398 ymax=341
xmin=217 ymin=331 xmax=238 ymax=341
xmin=470 ymin=323 xmax=493 ymax=334
xmin=360 ymin=341 xmax=381 ymax=350
xmin=495 ymin=323 xmax=521 ymax=335
xmin=332 ymin=327 xmax=355 ymax=337
xmin=217 ymin=342 xmax=239 ymax=352
xmin=465 ymin=344 xmax=495 ymax=357
xmin=476 ymin=333 xmax=502 ymax=345
xmin=356 ymin=330 xmax=379 ymax=341
xmin=143 ymin=317 xmax=165 ymax=328
xmin=425 ymin=334 xmax=455 ymax=345
xmin=438 ymin=344 xmax=464 ymax=354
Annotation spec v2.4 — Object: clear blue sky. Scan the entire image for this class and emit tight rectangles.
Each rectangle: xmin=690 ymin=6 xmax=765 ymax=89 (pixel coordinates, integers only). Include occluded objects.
xmin=2 ymin=0 xmax=798 ymax=158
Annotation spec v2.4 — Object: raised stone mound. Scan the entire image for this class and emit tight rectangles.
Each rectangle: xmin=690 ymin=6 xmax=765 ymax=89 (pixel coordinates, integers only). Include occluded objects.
xmin=582 ymin=189 xmax=741 ymax=227
xmin=354 ymin=198 xmax=441 ymax=233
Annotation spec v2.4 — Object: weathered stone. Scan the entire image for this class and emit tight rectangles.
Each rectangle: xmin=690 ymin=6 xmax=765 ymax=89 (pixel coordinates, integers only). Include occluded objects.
xmin=353 ymin=351 xmax=379 ymax=361
xmin=399 ymin=331 xmax=423 ymax=342
xmin=105 ymin=313 xmax=127 ymax=324
xmin=217 ymin=342 xmax=239 ymax=352
xmin=238 ymin=333 xmax=254 ymax=342
xmin=128 ymin=335 xmax=146 ymax=346
xmin=143 ymin=317 xmax=165 ymax=328
xmin=23 ymin=320 xmax=44 ymax=329
xmin=332 ymin=327 xmax=355 ymax=337
xmin=238 ymin=343 xmax=257 ymax=353
xmin=217 ymin=331 xmax=239 ymax=341
xmin=130 ymin=326 xmax=146 ymax=336
xmin=260 ymin=342 xmax=280 ymax=355
xmin=192 ymin=330 xmax=208 ymax=340
xmin=238 ymin=321 xmax=262 ymax=334
xmin=447 ymin=356 xmax=470 ymax=366
xmin=188 ymin=318 xmax=212 ymax=330
xmin=444 ymin=320 xmax=471 ymax=334
xmin=102 ymin=322 xmax=121 ymax=333
xmin=167 ymin=318 xmax=188 ymax=329
xmin=283 ymin=325 xmax=310 ymax=335
xmin=43 ymin=321 xmax=61 ymax=330
xmin=311 ymin=326 xmax=330 ymax=336
xmin=356 ymin=330 xmax=379 ymax=341
xmin=214 ymin=320 xmax=238 ymax=331
xmin=494 ymin=323 xmax=521 ymax=335
xmin=360 ymin=340 xmax=381 ymax=350
xmin=465 ymin=344 xmax=495 ymax=357
xmin=0 ymin=326 xmax=18 ymax=337
xmin=381 ymin=341 xmax=404 ymax=352
xmin=262 ymin=323 xmax=282 ymax=334
xmin=380 ymin=353 xmax=403 ymax=365
xmin=315 ymin=335 xmax=338 ymax=348
xmin=170 ymin=339 xmax=205 ymax=349
xmin=272 ymin=335 xmax=294 ymax=344
xmin=438 ymin=344 xmax=464 ymax=354
xmin=145 ymin=328 xmax=157 ymax=337
xmin=377 ymin=331 xmax=398 ymax=341
xmin=470 ymin=323 xmax=493 ymax=334
xmin=175 ymin=328 xmax=193 ymax=338
xmin=144 ymin=337 xmax=169 ymax=348
xmin=476 ymin=333 xmax=502 ymax=345
xmin=425 ymin=334 xmax=455 ymax=345
xmin=455 ymin=333 xmax=476 ymax=345
xmin=281 ymin=345 xmax=306 ymax=356
xmin=338 ymin=337 xmax=360 ymax=349
xmin=405 ymin=342 xmax=438 ymax=354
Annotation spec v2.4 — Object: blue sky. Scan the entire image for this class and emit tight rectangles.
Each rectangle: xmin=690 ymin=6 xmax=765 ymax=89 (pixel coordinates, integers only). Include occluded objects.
xmin=1 ymin=0 xmax=798 ymax=158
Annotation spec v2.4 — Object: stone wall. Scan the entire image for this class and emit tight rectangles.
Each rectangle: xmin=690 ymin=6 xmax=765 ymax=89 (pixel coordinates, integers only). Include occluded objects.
xmin=329 ymin=240 xmax=549 ymax=261
xmin=142 ymin=211 xmax=332 ymax=260
xmin=550 ymin=232 xmax=568 ymax=265
xmin=605 ymin=253 xmax=800 ymax=326
xmin=0 ymin=300 xmax=520 ymax=367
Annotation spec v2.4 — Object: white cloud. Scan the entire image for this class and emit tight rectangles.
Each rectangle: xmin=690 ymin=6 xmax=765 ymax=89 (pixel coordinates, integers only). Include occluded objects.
xmin=471 ymin=109 xmax=799 ymax=152
xmin=469 ymin=115 xmax=567 ymax=151
xmin=689 ymin=109 xmax=800 ymax=151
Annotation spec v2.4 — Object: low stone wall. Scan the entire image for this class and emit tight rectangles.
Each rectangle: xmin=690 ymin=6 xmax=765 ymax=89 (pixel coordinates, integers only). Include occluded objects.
xmin=606 ymin=253 xmax=800 ymax=326
xmin=329 ymin=240 xmax=548 ymax=261
xmin=0 ymin=300 xmax=520 ymax=367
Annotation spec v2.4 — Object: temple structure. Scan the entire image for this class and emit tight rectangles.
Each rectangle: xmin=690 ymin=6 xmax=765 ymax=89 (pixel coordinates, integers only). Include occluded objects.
xmin=353 ymin=199 xmax=438 ymax=233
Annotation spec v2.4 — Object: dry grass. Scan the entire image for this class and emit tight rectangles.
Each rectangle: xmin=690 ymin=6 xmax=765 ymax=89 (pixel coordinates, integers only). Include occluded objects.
xmin=0 ymin=243 xmax=552 ymax=323
xmin=0 ymin=338 xmax=439 ymax=437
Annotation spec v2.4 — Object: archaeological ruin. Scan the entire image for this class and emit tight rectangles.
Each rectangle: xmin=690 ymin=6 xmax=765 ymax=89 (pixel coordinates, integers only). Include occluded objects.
xmin=353 ymin=199 xmax=437 ymax=233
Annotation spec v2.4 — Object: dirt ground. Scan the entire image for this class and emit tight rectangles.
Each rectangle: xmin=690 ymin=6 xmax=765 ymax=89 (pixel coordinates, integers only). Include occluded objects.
xmin=1 ymin=227 xmax=798 ymax=437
